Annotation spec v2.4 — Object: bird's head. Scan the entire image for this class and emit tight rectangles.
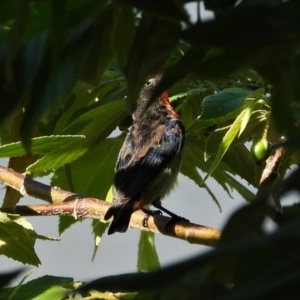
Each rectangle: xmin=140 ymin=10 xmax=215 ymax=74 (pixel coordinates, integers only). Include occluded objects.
xmin=132 ymin=73 xmax=179 ymax=120
xmin=132 ymin=74 xmax=162 ymax=120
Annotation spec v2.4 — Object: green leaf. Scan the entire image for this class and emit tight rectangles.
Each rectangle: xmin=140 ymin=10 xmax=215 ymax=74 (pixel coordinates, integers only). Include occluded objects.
xmin=126 ymin=13 xmax=180 ymax=114
xmin=204 ymin=106 xmax=254 ymax=181
xmin=53 ymin=84 xmax=94 ymax=135
xmin=205 ymin=127 xmax=228 ymax=161
xmin=201 ymin=88 xmax=251 ymax=121
xmin=92 ymin=186 xmax=112 ymax=260
xmin=221 ymin=172 xmax=255 ymax=203
xmin=92 ymin=219 xmax=109 ymax=261
xmin=137 ymin=231 xmax=160 ymax=272
xmin=223 ymin=144 xmax=257 ymax=188
xmin=149 ymin=45 xmax=208 ymax=105
xmin=27 ymin=100 xmax=126 ymax=177
xmin=178 ymin=100 xmax=193 ymax=128
xmin=169 ymin=87 xmax=207 ymax=102
xmin=80 ymin=5 xmax=115 ymax=85
xmin=235 ymin=111 xmax=267 ymax=144
xmin=7 ymin=269 xmax=36 ymax=300
xmin=1 ymin=275 xmax=72 ymax=300
xmin=180 ymin=140 xmax=223 ymax=210
xmin=187 ymin=88 xmax=257 ymax=134
xmin=0 ymin=135 xmax=85 ymax=158
xmin=54 ymin=73 xmax=126 ymax=134
xmin=238 ymin=104 xmax=254 ymax=137
xmin=0 ymin=27 xmax=48 ymax=125
xmin=25 ymin=140 xmax=87 ymax=178
xmin=51 ymin=134 xmax=125 ymax=198
xmin=62 ymin=98 xmax=126 ymax=135
xmin=51 ymin=0 xmax=66 ymax=72
xmin=0 ymin=213 xmax=40 ymax=266
xmin=20 ymin=19 xmax=91 ymax=151
xmin=111 ymin=4 xmax=135 ymax=71
xmin=58 ymin=216 xmax=79 ymax=236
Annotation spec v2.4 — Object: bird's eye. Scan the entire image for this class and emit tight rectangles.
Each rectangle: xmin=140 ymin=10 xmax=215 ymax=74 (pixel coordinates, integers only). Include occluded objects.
xmin=145 ymin=79 xmax=152 ymax=86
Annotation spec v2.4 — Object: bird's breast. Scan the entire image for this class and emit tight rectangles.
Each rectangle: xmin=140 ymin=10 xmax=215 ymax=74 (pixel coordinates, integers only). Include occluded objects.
xmin=142 ymin=151 xmax=183 ymax=205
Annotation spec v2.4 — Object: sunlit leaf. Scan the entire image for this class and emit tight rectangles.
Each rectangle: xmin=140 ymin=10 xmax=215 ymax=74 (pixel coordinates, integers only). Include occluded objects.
xmin=0 ymin=213 xmax=40 ymax=266
xmin=0 ymin=275 xmax=73 ymax=300
xmin=0 ymin=135 xmax=85 ymax=157
xmin=204 ymin=107 xmax=255 ymax=181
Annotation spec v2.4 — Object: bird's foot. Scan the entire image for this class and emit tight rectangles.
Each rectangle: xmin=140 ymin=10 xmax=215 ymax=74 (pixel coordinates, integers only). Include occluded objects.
xmin=142 ymin=209 xmax=162 ymax=228
xmin=165 ymin=215 xmax=189 ymax=231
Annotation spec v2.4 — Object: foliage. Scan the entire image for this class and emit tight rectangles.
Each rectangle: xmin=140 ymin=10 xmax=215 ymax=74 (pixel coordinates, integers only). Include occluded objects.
xmin=1 ymin=0 xmax=300 ymax=298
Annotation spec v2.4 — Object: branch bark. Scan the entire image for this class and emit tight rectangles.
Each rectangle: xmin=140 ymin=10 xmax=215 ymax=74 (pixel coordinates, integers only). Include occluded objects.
xmin=256 ymin=145 xmax=286 ymax=200
xmin=0 ymin=165 xmax=221 ymax=247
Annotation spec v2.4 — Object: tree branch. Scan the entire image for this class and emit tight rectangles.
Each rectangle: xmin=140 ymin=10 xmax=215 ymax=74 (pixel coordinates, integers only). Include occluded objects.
xmin=0 ymin=165 xmax=221 ymax=247
xmin=256 ymin=145 xmax=286 ymax=199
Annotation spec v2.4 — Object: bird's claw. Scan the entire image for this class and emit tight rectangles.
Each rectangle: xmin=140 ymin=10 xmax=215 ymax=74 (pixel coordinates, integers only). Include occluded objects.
xmin=142 ymin=209 xmax=162 ymax=228
xmin=152 ymin=209 xmax=162 ymax=216
xmin=165 ymin=215 xmax=189 ymax=231
xmin=142 ymin=214 xmax=150 ymax=227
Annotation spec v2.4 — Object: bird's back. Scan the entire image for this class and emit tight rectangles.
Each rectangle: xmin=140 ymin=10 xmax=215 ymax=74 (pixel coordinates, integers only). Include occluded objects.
xmin=104 ymin=76 xmax=185 ymax=234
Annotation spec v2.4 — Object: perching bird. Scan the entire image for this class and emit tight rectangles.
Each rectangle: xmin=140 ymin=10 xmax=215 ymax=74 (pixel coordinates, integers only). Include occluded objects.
xmin=104 ymin=74 xmax=185 ymax=234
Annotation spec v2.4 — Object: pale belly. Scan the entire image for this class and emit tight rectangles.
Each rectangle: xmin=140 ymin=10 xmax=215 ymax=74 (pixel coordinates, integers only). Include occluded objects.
xmin=142 ymin=152 xmax=183 ymax=205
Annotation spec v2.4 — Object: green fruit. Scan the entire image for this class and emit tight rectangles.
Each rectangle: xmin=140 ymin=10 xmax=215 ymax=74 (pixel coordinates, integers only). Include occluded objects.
xmin=251 ymin=139 xmax=269 ymax=163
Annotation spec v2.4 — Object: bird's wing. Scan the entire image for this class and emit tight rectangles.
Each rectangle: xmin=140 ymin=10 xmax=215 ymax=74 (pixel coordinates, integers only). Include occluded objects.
xmin=112 ymin=119 xmax=184 ymax=206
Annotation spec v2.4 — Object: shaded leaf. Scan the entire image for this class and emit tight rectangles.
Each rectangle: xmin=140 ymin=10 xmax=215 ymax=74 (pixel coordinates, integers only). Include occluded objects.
xmin=137 ymin=231 xmax=160 ymax=272
xmin=80 ymin=4 xmax=115 ymax=85
xmin=27 ymin=100 xmax=126 ymax=177
xmin=223 ymin=144 xmax=257 ymax=188
xmin=177 ymin=100 xmax=193 ymax=128
xmin=149 ymin=45 xmax=208 ymax=103
xmin=54 ymin=73 xmax=126 ymax=134
xmin=81 ymin=188 xmax=300 ymax=298
xmin=183 ymin=3 xmax=300 ymax=49
xmin=205 ymin=127 xmax=228 ymax=161
xmin=181 ymin=140 xmax=223 ymax=210
xmin=221 ymin=172 xmax=255 ymax=203
xmin=201 ymin=88 xmax=251 ymax=121
xmin=126 ymin=13 xmax=180 ymax=114
xmin=20 ymin=19 xmax=92 ymax=151
xmin=117 ymin=0 xmax=189 ymax=22
xmin=111 ymin=4 xmax=135 ymax=71
xmin=51 ymin=134 xmax=125 ymax=199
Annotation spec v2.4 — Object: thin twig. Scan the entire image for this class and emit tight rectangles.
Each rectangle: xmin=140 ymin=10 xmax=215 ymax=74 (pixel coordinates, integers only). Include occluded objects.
xmin=0 ymin=165 xmax=221 ymax=247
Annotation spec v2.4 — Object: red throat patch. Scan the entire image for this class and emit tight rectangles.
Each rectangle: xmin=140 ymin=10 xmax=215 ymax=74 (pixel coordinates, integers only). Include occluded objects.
xmin=160 ymin=92 xmax=179 ymax=119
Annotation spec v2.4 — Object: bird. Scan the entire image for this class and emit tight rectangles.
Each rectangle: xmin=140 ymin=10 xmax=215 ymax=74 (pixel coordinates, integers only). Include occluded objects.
xmin=104 ymin=74 xmax=186 ymax=235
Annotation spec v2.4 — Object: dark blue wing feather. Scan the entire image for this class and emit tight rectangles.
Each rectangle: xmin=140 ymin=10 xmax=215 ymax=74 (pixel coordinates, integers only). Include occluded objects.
xmin=114 ymin=119 xmax=184 ymax=199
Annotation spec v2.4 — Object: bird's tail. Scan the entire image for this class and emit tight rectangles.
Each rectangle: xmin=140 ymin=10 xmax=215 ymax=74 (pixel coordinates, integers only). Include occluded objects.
xmin=104 ymin=202 xmax=135 ymax=235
